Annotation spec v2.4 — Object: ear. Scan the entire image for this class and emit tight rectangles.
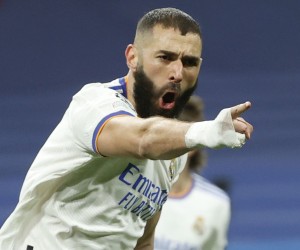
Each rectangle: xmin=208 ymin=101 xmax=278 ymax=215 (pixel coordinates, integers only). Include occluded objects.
xmin=125 ymin=44 xmax=138 ymax=71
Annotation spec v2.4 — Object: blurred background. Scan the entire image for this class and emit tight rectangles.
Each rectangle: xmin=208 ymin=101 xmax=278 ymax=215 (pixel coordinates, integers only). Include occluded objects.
xmin=0 ymin=1 xmax=299 ymax=249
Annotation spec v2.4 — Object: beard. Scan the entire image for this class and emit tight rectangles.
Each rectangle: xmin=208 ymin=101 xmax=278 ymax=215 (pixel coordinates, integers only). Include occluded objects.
xmin=133 ymin=65 xmax=197 ymax=119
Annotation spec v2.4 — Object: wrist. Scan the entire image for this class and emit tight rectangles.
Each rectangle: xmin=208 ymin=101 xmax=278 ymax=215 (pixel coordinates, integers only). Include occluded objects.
xmin=185 ymin=108 xmax=246 ymax=149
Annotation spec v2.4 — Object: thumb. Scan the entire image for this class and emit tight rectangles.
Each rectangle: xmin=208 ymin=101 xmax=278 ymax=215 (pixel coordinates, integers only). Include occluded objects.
xmin=231 ymin=101 xmax=251 ymax=119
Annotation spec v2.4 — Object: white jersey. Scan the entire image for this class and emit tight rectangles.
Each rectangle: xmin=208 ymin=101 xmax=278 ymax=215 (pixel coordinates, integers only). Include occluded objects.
xmin=0 ymin=77 xmax=187 ymax=250
xmin=155 ymin=173 xmax=231 ymax=250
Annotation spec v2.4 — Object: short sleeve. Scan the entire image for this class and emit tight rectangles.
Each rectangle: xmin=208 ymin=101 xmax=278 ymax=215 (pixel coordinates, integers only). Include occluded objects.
xmin=67 ymin=83 xmax=136 ymax=153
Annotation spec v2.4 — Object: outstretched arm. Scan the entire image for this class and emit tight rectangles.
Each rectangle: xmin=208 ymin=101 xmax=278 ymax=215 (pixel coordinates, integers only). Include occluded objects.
xmin=97 ymin=102 xmax=253 ymax=159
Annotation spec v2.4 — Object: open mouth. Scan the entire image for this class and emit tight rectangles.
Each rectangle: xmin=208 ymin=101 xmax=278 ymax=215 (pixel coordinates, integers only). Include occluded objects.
xmin=159 ymin=91 xmax=177 ymax=109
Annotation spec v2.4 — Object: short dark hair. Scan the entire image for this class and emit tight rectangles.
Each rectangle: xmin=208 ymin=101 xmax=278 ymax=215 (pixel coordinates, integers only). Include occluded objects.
xmin=136 ymin=8 xmax=202 ymax=38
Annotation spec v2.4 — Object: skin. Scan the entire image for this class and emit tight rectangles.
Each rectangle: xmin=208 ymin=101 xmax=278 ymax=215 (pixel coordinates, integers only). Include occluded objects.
xmin=132 ymin=25 xmax=202 ymax=109
xmin=96 ymin=25 xmax=253 ymax=249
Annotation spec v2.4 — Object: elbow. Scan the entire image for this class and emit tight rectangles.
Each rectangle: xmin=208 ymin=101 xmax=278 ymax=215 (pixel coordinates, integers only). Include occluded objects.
xmin=137 ymin=130 xmax=164 ymax=160
xmin=136 ymin=121 xmax=159 ymax=160
xmin=138 ymin=137 xmax=173 ymax=160
xmin=135 ymin=117 xmax=174 ymax=160
xmin=138 ymin=138 xmax=157 ymax=160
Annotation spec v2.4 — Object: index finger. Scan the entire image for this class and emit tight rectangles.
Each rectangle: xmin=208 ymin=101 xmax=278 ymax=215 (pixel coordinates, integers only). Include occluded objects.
xmin=231 ymin=101 xmax=252 ymax=119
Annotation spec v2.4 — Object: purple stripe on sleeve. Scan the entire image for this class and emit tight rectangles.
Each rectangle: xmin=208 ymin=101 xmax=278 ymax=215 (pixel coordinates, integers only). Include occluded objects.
xmin=92 ymin=110 xmax=134 ymax=153
xmin=118 ymin=77 xmax=128 ymax=98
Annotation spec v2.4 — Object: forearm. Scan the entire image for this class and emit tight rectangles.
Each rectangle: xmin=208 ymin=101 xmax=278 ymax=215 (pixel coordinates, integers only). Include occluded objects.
xmin=134 ymin=241 xmax=153 ymax=250
xmin=134 ymin=211 xmax=161 ymax=250
xmin=138 ymin=117 xmax=191 ymax=160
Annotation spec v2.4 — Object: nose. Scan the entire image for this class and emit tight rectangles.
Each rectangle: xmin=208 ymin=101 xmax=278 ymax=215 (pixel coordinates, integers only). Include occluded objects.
xmin=169 ymin=60 xmax=183 ymax=83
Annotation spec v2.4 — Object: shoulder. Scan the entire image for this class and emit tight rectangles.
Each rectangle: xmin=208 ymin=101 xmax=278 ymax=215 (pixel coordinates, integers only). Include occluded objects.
xmin=71 ymin=78 xmax=136 ymax=114
xmin=192 ymin=173 xmax=230 ymax=203
xmin=74 ymin=79 xmax=120 ymax=100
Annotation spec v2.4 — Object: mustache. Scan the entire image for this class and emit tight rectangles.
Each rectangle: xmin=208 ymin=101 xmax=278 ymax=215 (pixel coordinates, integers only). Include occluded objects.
xmin=156 ymin=82 xmax=181 ymax=98
xmin=169 ymin=82 xmax=181 ymax=91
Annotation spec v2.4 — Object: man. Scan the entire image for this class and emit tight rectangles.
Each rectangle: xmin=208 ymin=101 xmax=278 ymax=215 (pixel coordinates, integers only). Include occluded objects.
xmin=0 ymin=8 xmax=253 ymax=249
xmin=155 ymin=96 xmax=231 ymax=250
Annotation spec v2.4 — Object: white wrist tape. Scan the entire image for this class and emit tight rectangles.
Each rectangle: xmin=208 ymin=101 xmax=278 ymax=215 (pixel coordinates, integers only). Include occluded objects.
xmin=185 ymin=108 xmax=246 ymax=149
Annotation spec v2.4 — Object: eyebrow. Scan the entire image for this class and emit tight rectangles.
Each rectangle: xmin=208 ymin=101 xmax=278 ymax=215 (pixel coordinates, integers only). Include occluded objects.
xmin=158 ymin=50 xmax=201 ymax=64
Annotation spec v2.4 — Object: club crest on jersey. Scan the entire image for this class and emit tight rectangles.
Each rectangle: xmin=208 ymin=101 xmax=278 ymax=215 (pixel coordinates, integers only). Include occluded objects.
xmin=169 ymin=159 xmax=176 ymax=181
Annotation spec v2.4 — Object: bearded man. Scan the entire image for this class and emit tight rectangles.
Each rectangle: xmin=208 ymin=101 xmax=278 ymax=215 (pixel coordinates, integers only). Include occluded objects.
xmin=0 ymin=7 xmax=253 ymax=250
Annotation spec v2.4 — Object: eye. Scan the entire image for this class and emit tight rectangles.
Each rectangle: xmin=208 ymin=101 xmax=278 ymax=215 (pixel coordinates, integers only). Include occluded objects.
xmin=158 ymin=54 xmax=171 ymax=61
xmin=182 ymin=58 xmax=199 ymax=67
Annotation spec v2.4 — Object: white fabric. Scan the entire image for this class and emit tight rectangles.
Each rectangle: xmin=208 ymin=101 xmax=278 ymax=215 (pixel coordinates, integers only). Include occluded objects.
xmin=0 ymin=78 xmax=187 ymax=250
xmin=185 ymin=108 xmax=246 ymax=149
xmin=155 ymin=174 xmax=231 ymax=250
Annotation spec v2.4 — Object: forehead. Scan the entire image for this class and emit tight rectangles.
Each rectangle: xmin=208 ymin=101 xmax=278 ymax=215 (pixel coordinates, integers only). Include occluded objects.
xmin=142 ymin=25 xmax=202 ymax=56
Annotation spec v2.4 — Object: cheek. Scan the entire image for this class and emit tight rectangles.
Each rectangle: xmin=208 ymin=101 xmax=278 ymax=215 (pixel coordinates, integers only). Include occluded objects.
xmin=144 ymin=62 xmax=168 ymax=82
xmin=183 ymin=69 xmax=199 ymax=87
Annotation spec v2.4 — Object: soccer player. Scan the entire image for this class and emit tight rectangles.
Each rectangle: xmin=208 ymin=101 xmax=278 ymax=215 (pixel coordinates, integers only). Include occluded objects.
xmin=155 ymin=96 xmax=231 ymax=250
xmin=0 ymin=8 xmax=253 ymax=249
